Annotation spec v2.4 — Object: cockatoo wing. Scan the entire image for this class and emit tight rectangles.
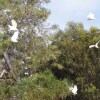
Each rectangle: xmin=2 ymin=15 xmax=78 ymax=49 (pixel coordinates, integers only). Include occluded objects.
xmin=89 ymin=45 xmax=95 ymax=48
xmin=73 ymin=85 xmax=78 ymax=91
xmin=95 ymin=40 xmax=100 ymax=48
xmin=72 ymin=85 xmax=78 ymax=94
xmin=8 ymin=19 xmax=18 ymax=31
xmin=11 ymin=19 xmax=17 ymax=28
xmin=8 ymin=25 xmax=12 ymax=29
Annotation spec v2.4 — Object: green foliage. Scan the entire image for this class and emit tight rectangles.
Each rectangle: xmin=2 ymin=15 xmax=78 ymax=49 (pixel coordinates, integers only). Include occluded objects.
xmin=85 ymin=84 xmax=96 ymax=94
xmin=49 ymin=22 xmax=100 ymax=100
xmin=17 ymin=69 xmax=70 ymax=100
xmin=0 ymin=0 xmax=100 ymax=100
xmin=0 ymin=81 xmax=17 ymax=99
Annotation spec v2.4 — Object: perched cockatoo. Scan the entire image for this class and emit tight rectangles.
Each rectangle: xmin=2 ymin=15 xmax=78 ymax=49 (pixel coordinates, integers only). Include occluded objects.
xmin=11 ymin=31 xmax=19 ymax=42
xmin=87 ymin=13 xmax=96 ymax=20
xmin=69 ymin=85 xmax=78 ymax=95
xmin=8 ymin=19 xmax=18 ymax=31
xmin=89 ymin=40 xmax=100 ymax=48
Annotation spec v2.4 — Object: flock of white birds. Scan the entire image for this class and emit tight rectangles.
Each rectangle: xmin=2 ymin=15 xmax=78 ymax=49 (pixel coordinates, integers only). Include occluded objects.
xmin=70 ymin=13 xmax=99 ymax=95
xmin=87 ymin=13 xmax=100 ymax=49
xmin=0 ymin=9 xmax=100 ymax=95
xmin=7 ymin=12 xmax=99 ymax=50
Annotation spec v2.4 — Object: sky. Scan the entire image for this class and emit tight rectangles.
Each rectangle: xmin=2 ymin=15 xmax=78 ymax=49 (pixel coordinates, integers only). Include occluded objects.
xmin=44 ymin=0 xmax=100 ymax=30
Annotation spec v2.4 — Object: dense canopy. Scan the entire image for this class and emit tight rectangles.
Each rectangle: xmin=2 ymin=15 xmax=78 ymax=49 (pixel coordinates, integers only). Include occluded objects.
xmin=0 ymin=0 xmax=100 ymax=100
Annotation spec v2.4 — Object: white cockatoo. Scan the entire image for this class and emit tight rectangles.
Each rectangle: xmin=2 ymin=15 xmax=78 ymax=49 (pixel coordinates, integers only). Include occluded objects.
xmin=89 ymin=40 xmax=100 ymax=48
xmin=11 ymin=31 xmax=19 ymax=42
xmin=69 ymin=85 xmax=78 ymax=95
xmin=87 ymin=13 xmax=96 ymax=20
xmin=8 ymin=19 xmax=18 ymax=31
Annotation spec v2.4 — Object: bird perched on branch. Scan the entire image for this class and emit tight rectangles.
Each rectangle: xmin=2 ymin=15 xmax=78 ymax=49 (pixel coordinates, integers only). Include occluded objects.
xmin=89 ymin=40 xmax=100 ymax=48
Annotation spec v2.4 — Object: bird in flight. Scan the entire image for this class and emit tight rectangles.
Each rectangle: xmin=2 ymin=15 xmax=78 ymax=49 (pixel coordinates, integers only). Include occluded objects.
xmin=69 ymin=85 xmax=78 ymax=95
xmin=89 ymin=40 xmax=100 ymax=48
xmin=11 ymin=31 xmax=19 ymax=42
xmin=8 ymin=19 xmax=18 ymax=31
xmin=87 ymin=13 xmax=96 ymax=20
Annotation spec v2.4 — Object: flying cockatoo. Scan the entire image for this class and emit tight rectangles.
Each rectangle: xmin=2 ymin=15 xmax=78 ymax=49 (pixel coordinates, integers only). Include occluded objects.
xmin=11 ymin=31 xmax=19 ymax=42
xmin=89 ymin=40 xmax=100 ymax=48
xmin=87 ymin=13 xmax=96 ymax=20
xmin=8 ymin=19 xmax=18 ymax=31
xmin=69 ymin=85 xmax=78 ymax=95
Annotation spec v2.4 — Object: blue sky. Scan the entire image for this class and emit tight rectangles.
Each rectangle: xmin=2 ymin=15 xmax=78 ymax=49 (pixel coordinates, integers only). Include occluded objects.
xmin=45 ymin=0 xmax=100 ymax=30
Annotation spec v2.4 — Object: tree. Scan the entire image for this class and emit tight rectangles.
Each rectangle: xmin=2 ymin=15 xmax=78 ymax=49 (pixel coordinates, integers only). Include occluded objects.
xmin=0 ymin=0 xmax=53 ymax=99
xmin=49 ymin=22 xmax=100 ymax=100
xmin=0 ymin=0 xmax=71 ymax=100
